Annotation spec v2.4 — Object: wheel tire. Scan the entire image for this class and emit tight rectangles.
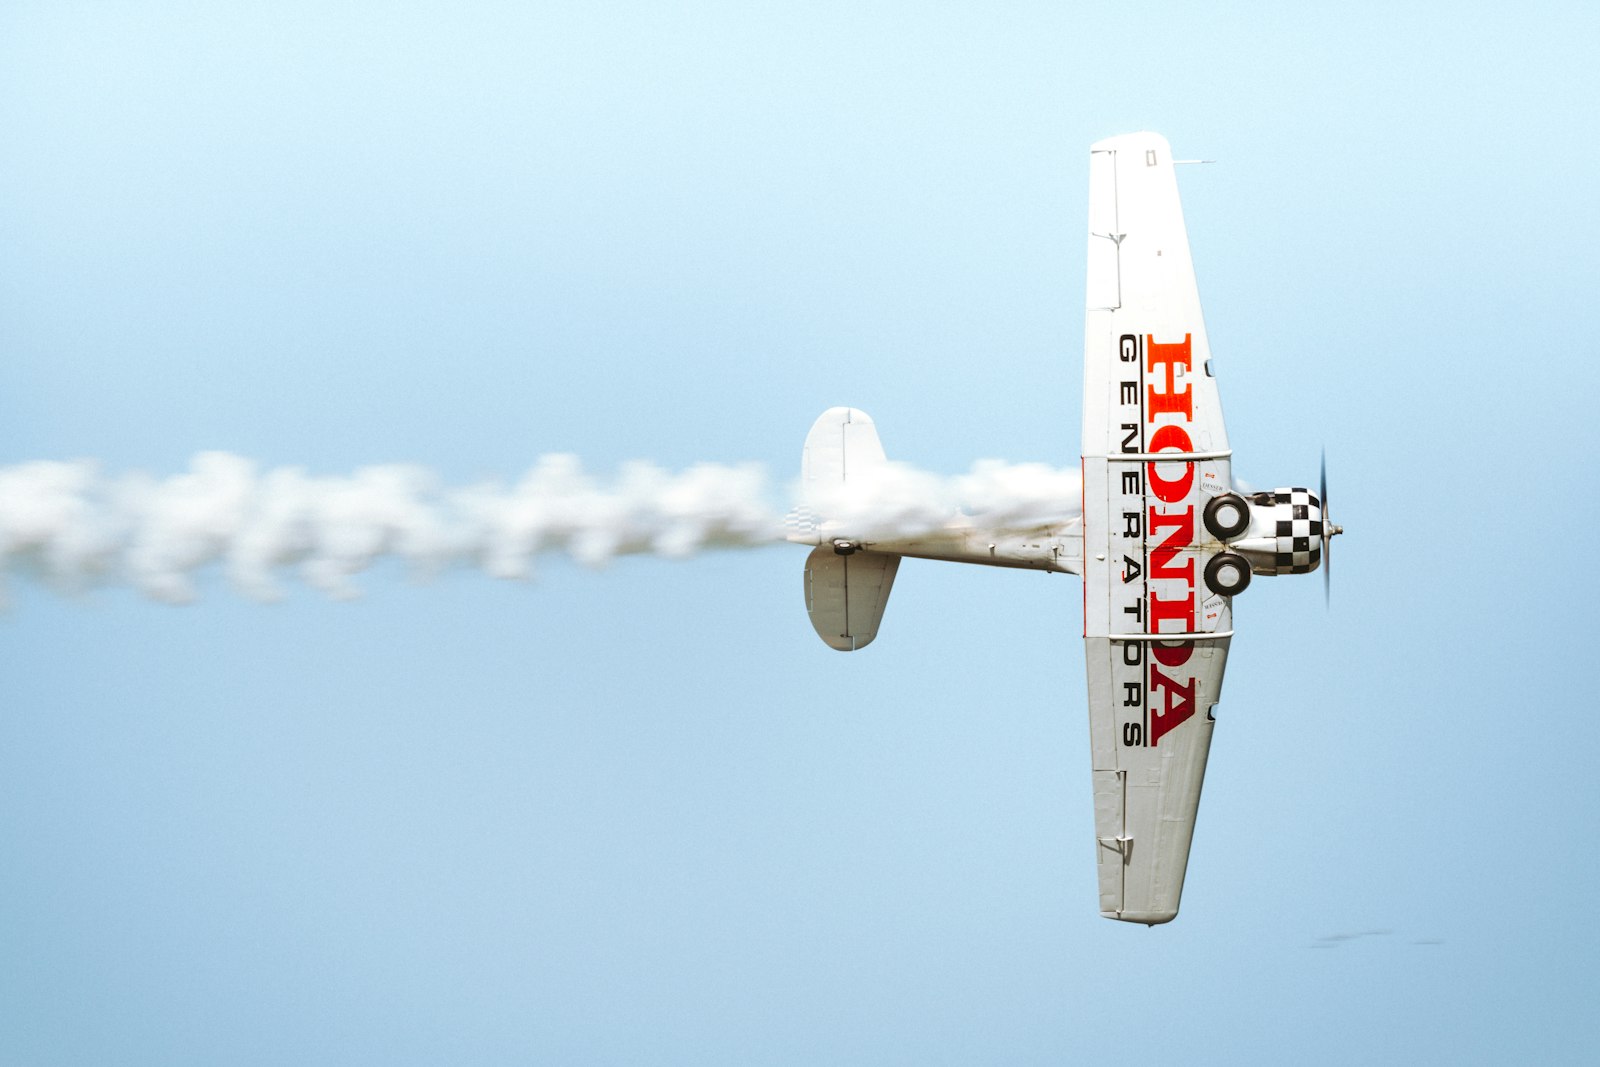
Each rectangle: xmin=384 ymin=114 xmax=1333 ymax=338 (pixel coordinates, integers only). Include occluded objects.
xmin=1203 ymin=493 xmax=1250 ymax=541
xmin=1204 ymin=552 xmax=1252 ymax=597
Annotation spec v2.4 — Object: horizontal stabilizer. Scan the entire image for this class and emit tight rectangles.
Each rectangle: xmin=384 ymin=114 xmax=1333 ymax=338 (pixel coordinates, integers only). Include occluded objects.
xmin=803 ymin=546 xmax=900 ymax=651
xmin=802 ymin=406 xmax=888 ymax=498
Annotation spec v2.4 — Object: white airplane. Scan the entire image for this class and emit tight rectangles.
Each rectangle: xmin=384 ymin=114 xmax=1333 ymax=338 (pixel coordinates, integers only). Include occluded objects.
xmin=787 ymin=132 xmax=1342 ymax=925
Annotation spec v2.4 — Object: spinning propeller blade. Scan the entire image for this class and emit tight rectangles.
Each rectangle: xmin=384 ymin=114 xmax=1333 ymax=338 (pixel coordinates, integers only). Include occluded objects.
xmin=1321 ymin=450 xmax=1342 ymax=605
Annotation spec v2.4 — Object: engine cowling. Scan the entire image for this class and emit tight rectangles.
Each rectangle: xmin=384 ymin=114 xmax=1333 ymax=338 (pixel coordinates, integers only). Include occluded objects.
xmin=1227 ymin=487 xmax=1325 ymax=577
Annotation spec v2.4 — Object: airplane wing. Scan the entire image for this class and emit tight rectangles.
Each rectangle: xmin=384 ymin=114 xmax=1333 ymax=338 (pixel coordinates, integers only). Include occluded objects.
xmin=1079 ymin=132 xmax=1234 ymax=924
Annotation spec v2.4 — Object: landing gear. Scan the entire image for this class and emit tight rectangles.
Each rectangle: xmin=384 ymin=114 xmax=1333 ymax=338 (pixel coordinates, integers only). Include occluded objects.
xmin=1204 ymin=552 xmax=1252 ymax=597
xmin=1203 ymin=493 xmax=1250 ymax=541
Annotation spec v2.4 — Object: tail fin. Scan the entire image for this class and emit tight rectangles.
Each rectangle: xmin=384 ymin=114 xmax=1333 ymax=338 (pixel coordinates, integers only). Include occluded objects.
xmin=797 ymin=407 xmax=900 ymax=651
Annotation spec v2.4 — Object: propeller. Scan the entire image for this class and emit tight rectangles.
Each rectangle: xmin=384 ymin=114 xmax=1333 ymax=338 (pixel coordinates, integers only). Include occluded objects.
xmin=1320 ymin=449 xmax=1343 ymax=604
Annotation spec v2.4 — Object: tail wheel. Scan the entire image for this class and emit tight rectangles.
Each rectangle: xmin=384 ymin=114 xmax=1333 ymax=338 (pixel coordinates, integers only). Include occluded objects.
xmin=1203 ymin=493 xmax=1250 ymax=541
xmin=1204 ymin=552 xmax=1252 ymax=597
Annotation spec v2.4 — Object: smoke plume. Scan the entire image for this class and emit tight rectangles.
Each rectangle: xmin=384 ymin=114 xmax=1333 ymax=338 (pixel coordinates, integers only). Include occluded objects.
xmin=0 ymin=453 xmax=1081 ymax=604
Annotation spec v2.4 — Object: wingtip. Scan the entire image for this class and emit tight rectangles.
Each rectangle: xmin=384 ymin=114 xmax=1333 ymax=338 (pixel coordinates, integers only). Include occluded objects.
xmin=1089 ymin=131 xmax=1172 ymax=155
xmin=1102 ymin=908 xmax=1179 ymax=926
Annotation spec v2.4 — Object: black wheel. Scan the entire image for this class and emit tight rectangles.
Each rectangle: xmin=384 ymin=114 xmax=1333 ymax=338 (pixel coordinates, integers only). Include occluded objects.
xmin=1203 ymin=493 xmax=1250 ymax=541
xmin=1204 ymin=552 xmax=1252 ymax=596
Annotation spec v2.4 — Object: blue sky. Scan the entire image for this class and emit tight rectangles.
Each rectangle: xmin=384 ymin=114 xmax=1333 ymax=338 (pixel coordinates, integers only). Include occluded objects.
xmin=3 ymin=2 xmax=1598 ymax=1063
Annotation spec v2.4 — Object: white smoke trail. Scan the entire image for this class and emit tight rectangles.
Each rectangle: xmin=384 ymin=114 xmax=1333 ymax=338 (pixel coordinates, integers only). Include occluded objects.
xmin=0 ymin=453 xmax=1081 ymax=604
xmin=800 ymin=459 xmax=1084 ymax=540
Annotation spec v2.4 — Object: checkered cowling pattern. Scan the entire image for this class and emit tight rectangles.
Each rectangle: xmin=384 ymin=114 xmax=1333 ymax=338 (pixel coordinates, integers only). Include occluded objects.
xmin=1269 ymin=487 xmax=1322 ymax=573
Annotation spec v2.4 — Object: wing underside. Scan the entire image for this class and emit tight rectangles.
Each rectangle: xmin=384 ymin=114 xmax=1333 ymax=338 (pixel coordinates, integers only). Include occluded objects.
xmin=1080 ymin=132 xmax=1234 ymax=923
